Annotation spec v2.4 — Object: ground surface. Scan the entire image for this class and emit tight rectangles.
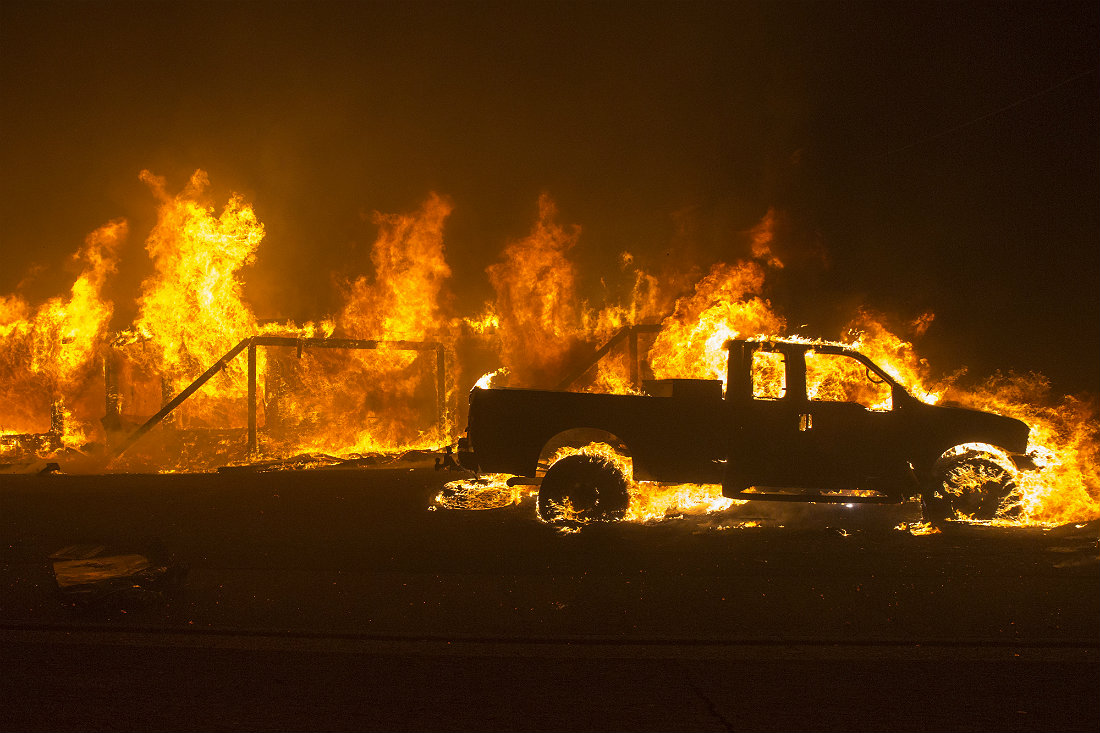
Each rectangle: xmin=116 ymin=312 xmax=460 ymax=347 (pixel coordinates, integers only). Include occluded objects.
xmin=1 ymin=464 xmax=1097 ymax=731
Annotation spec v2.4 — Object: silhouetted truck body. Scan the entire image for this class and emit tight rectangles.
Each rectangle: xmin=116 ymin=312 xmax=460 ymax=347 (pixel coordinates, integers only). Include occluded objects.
xmin=462 ymin=339 xmax=1033 ymax=522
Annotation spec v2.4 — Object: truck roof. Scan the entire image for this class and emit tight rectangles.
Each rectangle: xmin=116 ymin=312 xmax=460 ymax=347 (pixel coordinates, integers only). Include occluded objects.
xmin=726 ymin=336 xmax=861 ymax=354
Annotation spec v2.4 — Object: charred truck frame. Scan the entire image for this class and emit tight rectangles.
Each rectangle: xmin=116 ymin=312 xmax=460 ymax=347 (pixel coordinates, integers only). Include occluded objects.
xmin=459 ymin=338 xmax=1035 ymax=524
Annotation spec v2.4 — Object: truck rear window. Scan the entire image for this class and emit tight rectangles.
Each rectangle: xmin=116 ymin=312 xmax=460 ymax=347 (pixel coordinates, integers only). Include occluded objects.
xmin=752 ymin=351 xmax=786 ymax=399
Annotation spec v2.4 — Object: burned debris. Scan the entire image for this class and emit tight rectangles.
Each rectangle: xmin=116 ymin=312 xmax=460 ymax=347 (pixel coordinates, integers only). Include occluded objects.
xmin=49 ymin=542 xmax=188 ymax=614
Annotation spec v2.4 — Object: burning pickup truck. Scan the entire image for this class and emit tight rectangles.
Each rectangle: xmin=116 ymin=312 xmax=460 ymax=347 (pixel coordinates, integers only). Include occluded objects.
xmin=458 ymin=338 xmax=1035 ymax=524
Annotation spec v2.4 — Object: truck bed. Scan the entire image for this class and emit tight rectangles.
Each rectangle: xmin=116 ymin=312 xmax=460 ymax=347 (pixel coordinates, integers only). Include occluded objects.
xmin=466 ymin=386 xmax=727 ymax=482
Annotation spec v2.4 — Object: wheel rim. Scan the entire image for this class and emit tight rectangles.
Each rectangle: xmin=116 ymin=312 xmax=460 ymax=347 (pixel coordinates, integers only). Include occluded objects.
xmin=937 ymin=457 xmax=1017 ymax=520
xmin=537 ymin=454 xmax=629 ymax=524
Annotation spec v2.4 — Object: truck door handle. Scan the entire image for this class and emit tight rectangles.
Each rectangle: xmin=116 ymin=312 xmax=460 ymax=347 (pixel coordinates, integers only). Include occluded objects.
xmin=798 ymin=413 xmax=813 ymax=431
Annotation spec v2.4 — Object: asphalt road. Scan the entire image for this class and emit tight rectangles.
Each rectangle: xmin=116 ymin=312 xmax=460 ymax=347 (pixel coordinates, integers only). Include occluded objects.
xmin=1 ymin=465 xmax=1097 ymax=731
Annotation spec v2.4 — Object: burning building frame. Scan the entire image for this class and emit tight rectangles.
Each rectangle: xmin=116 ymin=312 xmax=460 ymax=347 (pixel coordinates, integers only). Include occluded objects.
xmin=107 ymin=334 xmax=450 ymax=461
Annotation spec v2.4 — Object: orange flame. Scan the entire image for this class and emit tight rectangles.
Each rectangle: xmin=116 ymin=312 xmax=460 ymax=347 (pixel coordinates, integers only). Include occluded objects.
xmin=750 ymin=207 xmax=784 ymax=269
xmin=128 ymin=170 xmax=263 ymax=428
xmin=485 ymin=194 xmax=581 ymax=386
xmin=1 ymin=220 xmax=125 ymax=447
xmin=340 ymin=193 xmax=453 ymax=342
xmin=584 ymin=252 xmax=667 ymax=341
xmin=649 ymin=261 xmax=784 ymax=384
xmin=842 ymin=308 xmax=943 ymax=403
xmin=942 ymin=373 xmax=1100 ymax=524
xmin=1 ymin=180 xmax=1096 ymax=529
xmin=262 ymin=193 xmax=456 ymax=456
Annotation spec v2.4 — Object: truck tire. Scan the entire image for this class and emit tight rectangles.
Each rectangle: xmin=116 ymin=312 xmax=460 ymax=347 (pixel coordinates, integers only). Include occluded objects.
xmin=538 ymin=454 xmax=630 ymax=524
xmin=922 ymin=451 xmax=1020 ymax=522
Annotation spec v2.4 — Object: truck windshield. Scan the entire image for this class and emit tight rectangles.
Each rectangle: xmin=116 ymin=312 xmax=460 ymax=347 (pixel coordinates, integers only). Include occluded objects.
xmin=805 ymin=351 xmax=892 ymax=411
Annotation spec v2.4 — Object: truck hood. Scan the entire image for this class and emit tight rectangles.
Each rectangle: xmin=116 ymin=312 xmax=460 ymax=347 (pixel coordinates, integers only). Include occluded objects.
xmin=909 ymin=399 xmax=1030 ymax=455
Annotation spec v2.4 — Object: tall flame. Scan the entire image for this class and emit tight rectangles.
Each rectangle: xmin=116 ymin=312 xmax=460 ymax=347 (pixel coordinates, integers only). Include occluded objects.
xmin=649 ymin=261 xmax=784 ymax=384
xmin=340 ymin=192 xmax=453 ymax=341
xmin=1 ymin=220 xmax=124 ymax=446
xmin=485 ymin=194 xmax=581 ymax=386
xmin=129 ymin=169 xmax=263 ymax=427
xmin=263 ymin=193 xmax=456 ymax=455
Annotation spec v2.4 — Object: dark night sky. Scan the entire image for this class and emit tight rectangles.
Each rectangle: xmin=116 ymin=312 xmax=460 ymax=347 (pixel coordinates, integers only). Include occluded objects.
xmin=2 ymin=0 xmax=1098 ymax=394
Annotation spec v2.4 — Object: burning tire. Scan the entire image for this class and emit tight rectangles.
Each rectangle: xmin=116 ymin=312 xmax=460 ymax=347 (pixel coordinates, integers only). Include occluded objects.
xmin=537 ymin=454 xmax=630 ymax=524
xmin=922 ymin=451 xmax=1021 ymax=522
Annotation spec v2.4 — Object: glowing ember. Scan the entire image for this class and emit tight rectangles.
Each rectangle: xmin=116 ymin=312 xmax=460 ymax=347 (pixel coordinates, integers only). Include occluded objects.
xmin=436 ymin=474 xmax=529 ymax=510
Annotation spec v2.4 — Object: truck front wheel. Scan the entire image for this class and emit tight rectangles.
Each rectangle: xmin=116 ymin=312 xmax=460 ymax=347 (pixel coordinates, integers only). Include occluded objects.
xmin=538 ymin=454 xmax=630 ymax=524
xmin=922 ymin=451 xmax=1021 ymax=523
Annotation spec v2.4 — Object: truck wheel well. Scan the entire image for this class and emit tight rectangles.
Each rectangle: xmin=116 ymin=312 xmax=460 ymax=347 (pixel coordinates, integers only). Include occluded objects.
xmin=537 ymin=428 xmax=631 ymax=477
xmin=935 ymin=442 xmax=1014 ymax=472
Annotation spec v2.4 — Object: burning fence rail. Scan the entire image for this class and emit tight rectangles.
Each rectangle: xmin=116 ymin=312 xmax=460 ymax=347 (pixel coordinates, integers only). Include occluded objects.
xmin=107 ymin=335 xmax=449 ymax=463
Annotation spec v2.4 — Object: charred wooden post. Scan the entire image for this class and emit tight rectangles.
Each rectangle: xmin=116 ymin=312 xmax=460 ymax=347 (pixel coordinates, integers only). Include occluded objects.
xmin=160 ymin=376 xmax=176 ymax=429
xmin=435 ymin=344 xmax=447 ymax=434
xmin=102 ymin=352 xmax=122 ymax=435
xmin=630 ymin=325 xmax=661 ymax=374
xmin=46 ymin=399 xmax=64 ymax=452
xmin=263 ymin=354 xmax=286 ymax=441
xmin=49 ymin=399 xmax=64 ymax=435
xmin=628 ymin=328 xmax=640 ymax=388
xmin=247 ymin=342 xmax=258 ymax=454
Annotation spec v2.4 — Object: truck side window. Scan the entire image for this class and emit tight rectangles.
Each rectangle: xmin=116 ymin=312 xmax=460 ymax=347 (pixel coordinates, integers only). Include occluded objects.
xmin=805 ymin=351 xmax=892 ymax=411
xmin=751 ymin=351 xmax=786 ymax=399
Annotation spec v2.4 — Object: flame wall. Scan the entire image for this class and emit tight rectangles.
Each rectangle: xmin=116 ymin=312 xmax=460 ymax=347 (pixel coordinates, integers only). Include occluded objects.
xmin=1 ymin=169 xmax=1096 ymax=526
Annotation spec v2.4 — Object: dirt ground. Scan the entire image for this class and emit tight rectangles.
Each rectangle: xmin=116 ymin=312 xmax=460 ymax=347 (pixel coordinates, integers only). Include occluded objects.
xmin=1 ymin=464 xmax=1097 ymax=731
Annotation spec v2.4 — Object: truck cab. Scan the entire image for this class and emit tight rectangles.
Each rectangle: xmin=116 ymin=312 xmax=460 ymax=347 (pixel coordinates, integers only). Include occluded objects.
xmin=723 ymin=339 xmax=1030 ymax=505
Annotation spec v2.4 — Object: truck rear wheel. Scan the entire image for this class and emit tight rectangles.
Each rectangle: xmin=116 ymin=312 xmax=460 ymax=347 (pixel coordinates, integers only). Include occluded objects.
xmin=538 ymin=454 xmax=630 ymax=524
xmin=922 ymin=451 xmax=1020 ymax=523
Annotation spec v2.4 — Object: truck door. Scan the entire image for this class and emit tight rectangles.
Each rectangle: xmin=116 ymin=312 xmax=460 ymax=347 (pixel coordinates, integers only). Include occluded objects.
xmin=797 ymin=349 xmax=898 ymax=488
xmin=725 ymin=343 xmax=900 ymax=493
xmin=725 ymin=344 xmax=808 ymax=490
